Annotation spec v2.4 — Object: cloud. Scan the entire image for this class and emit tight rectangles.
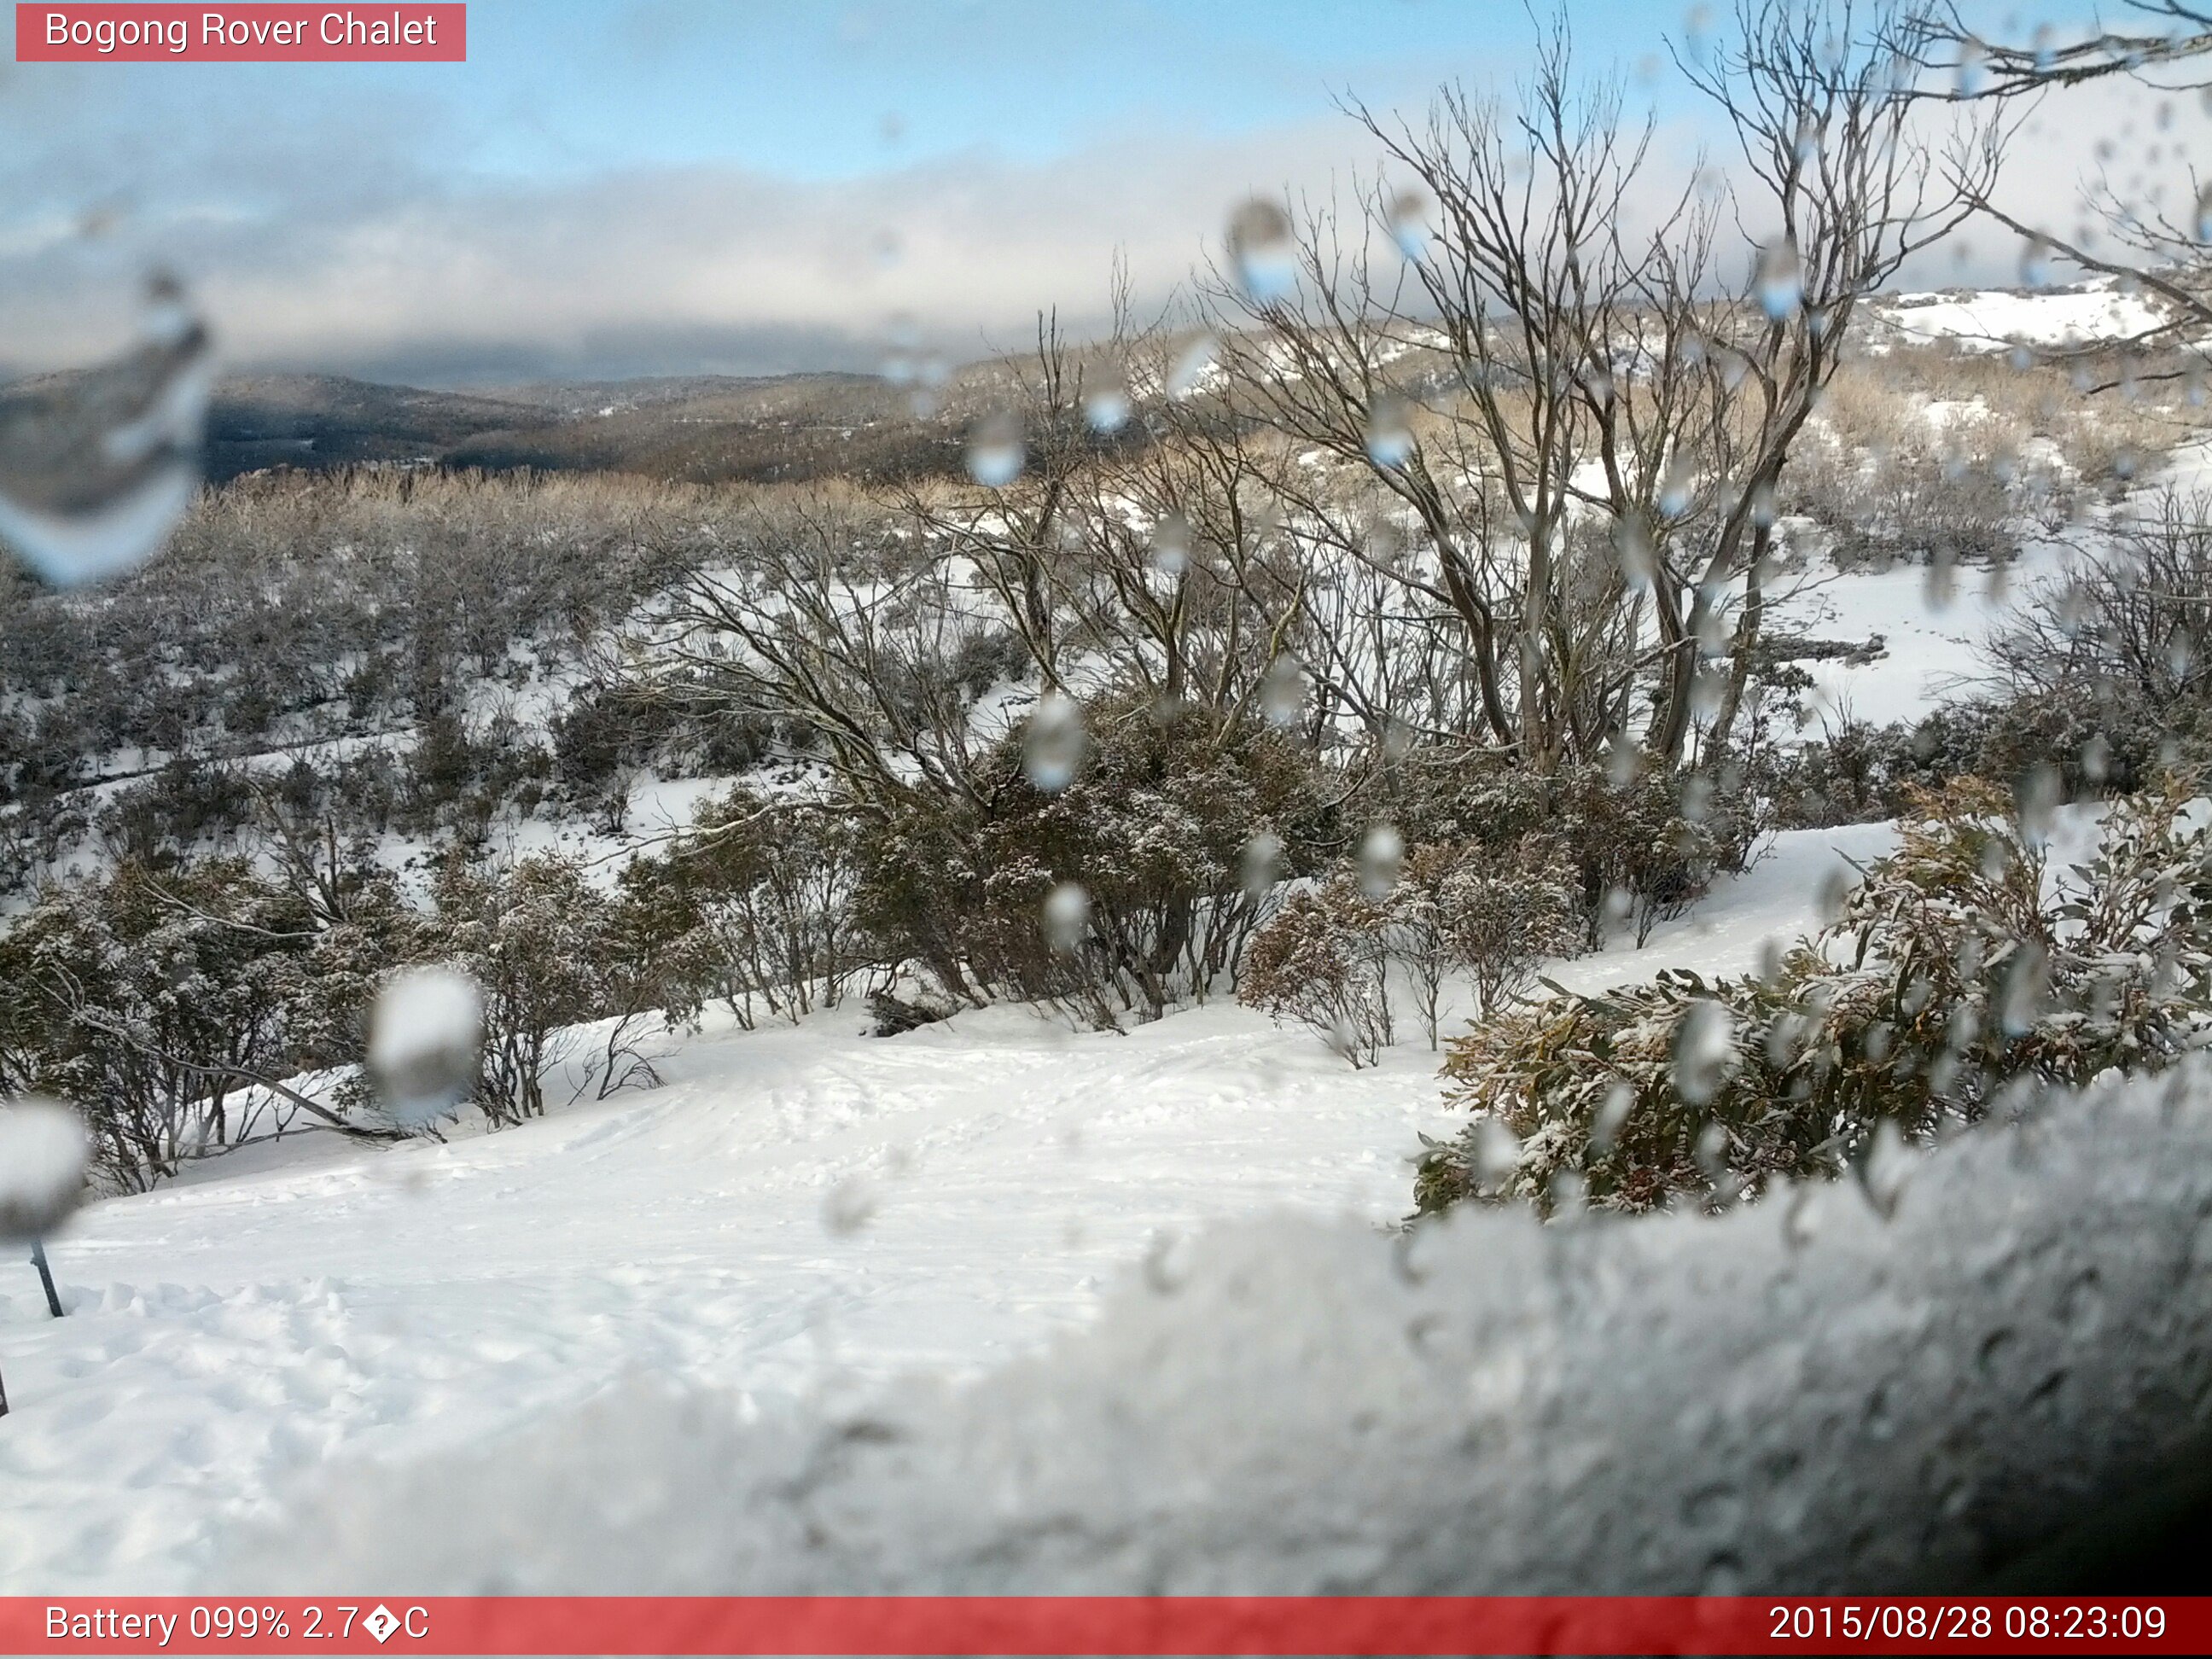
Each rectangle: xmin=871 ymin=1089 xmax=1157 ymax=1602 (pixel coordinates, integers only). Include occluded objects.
xmin=0 ymin=49 xmax=2198 ymax=386
xmin=0 ymin=111 xmax=1400 ymax=383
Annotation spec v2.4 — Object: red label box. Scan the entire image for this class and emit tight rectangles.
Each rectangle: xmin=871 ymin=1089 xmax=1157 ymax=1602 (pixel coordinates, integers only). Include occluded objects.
xmin=14 ymin=3 xmax=465 ymax=61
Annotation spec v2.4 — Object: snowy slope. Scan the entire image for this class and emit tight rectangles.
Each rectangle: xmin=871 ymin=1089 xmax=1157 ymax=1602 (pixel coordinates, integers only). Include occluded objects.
xmin=1871 ymin=281 xmax=2169 ymax=352
xmin=224 ymin=1054 xmax=2212 ymax=1595
xmin=0 ymin=824 xmax=1890 ymax=1591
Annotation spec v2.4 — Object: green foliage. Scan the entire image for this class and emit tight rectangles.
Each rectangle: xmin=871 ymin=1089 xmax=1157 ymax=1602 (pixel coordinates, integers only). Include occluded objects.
xmin=1420 ymin=777 xmax=2212 ymax=1217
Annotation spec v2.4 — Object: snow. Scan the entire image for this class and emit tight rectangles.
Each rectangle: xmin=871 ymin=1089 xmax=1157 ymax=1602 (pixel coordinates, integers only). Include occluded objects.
xmin=4 ymin=821 xmax=1901 ymax=1592
xmin=1776 ymin=544 xmax=2064 ymax=728
xmin=226 ymin=1053 xmax=2212 ymax=1594
xmin=1871 ymin=282 xmax=2168 ymax=353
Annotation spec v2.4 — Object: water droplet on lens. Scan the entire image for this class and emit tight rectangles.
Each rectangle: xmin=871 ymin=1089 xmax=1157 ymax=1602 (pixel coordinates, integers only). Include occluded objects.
xmin=0 ymin=271 xmax=213 ymax=588
xmin=367 ymin=968 xmax=483 ymax=1126
xmin=966 ymin=410 xmax=1025 ymax=487
xmin=1167 ymin=335 xmax=1217 ymax=398
xmin=1241 ymin=830 xmax=1285 ymax=900
xmin=822 ymin=1175 xmax=881 ymax=1236
xmin=1259 ymin=655 xmax=1307 ymax=727
xmin=1671 ymin=1000 xmax=1736 ymax=1105
xmin=1752 ymin=238 xmax=1803 ymax=320
xmin=1614 ymin=513 xmax=1656 ymax=590
xmin=1022 ymin=693 xmax=1086 ymax=791
xmin=1999 ymin=941 xmax=2049 ymax=1037
xmin=1042 ymin=881 xmax=1091 ymax=953
xmin=1083 ymin=363 xmax=1132 ymax=434
xmin=1387 ymin=187 xmax=1434 ymax=260
xmin=1954 ymin=36 xmax=1985 ymax=97
xmin=1227 ymin=197 xmax=1296 ymax=301
xmin=2019 ymin=235 xmax=2053 ymax=287
xmin=1357 ymin=823 xmax=1404 ymax=899
xmin=1364 ymin=395 xmax=1413 ymax=468
xmin=1472 ymin=1118 xmax=1522 ymax=1195
xmin=1149 ymin=511 xmax=1191 ymax=577
xmin=2014 ymin=762 xmax=2060 ymax=848
xmin=1855 ymin=1119 xmax=1912 ymax=1219
xmin=0 ymin=1097 xmax=89 ymax=1241
xmin=1659 ymin=449 xmax=1697 ymax=516
xmin=1590 ymin=1080 xmax=1634 ymax=1154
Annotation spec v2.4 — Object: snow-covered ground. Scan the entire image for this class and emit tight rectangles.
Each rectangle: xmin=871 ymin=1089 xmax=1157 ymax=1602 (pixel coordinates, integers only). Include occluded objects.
xmin=1871 ymin=280 xmax=2169 ymax=352
xmin=0 ymin=819 xmax=1893 ymax=1591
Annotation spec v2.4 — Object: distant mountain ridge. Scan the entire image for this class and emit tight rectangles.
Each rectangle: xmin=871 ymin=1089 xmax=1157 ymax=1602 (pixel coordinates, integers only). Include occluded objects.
xmin=205 ymin=370 xmax=952 ymax=485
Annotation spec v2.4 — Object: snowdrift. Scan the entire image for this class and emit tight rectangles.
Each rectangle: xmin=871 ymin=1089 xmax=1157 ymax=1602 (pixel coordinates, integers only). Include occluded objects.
xmin=230 ymin=1057 xmax=2212 ymax=1593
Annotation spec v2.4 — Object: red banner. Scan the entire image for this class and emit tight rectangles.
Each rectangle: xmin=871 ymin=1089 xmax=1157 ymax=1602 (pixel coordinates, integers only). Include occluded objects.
xmin=0 ymin=1597 xmax=2203 ymax=1655
xmin=13 ymin=4 xmax=464 ymax=61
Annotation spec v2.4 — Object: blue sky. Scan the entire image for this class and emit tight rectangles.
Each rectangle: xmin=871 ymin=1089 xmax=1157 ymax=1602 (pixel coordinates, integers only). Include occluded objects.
xmin=0 ymin=3 xmax=2148 ymax=382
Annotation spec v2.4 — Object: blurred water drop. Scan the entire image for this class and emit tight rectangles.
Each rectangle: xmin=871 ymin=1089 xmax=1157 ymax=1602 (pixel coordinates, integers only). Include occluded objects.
xmin=1226 ymin=198 xmax=1296 ymax=302
xmin=1149 ymin=511 xmax=1191 ymax=577
xmin=1924 ymin=547 xmax=1957 ymax=610
xmin=822 ymin=1175 xmax=881 ymax=1237
xmin=1601 ymin=882 xmax=1635 ymax=928
xmin=1749 ymin=479 xmax=1778 ymax=529
xmin=1022 ymin=693 xmax=1086 ymax=792
xmin=1364 ymin=395 xmax=1413 ymax=468
xmin=1855 ymin=1120 xmax=1912 ymax=1220
xmin=1589 ymin=1080 xmax=1634 ymax=1154
xmin=1546 ymin=1167 xmax=1587 ymax=1220
xmin=1042 ymin=881 xmax=1091 ymax=953
xmin=1357 ymin=823 xmax=1405 ymax=899
xmin=1752 ymin=239 xmax=1802 ymax=320
xmin=1954 ymin=36 xmax=1985 ymax=97
xmin=1240 ymin=830 xmax=1285 ymax=901
xmin=1258 ymin=654 xmax=1307 ymax=727
xmin=0 ymin=271 xmax=213 ymax=588
xmin=0 ymin=1097 xmax=89 ymax=1242
xmin=1693 ymin=1121 xmax=1732 ymax=1184
xmin=2197 ymin=180 xmax=2212 ymax=242
xmin=1472 ymin=1118 xmax=1522 ymax=1196
xmin=1671 ymin=1000 xmax=1736 ymax=1105
xmin=2081 ymin=732 xmax=2111 ymax=784
xmin=1614 ymin=513 xmax=1656 ymax=591
xmin=2018 ymin=235 xmax=2053 ymax=287
xmin=1659 ymin=450 xmax=1697 ymax=516
xmin=367 ymin=968 xmax=483 ymax=1126
xmin=1166 ymin=335 xmax=1216 ymax=398
xmin=966 ymin=410 xmax=1025 ymax=488
xmin=1083 ymin=364 xmax=1132 ymax=434
xmin=1387 ymin=187 xmax=1434 ymax=261
xmin=2014 ymin=761 xmax=2061 ymax=848
xmin=1999 ymin=941 xmax=2050 ymax=1037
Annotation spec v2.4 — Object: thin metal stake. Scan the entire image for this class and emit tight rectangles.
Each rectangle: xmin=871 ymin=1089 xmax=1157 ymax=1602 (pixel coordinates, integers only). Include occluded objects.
xmin=29 ymin=1241 xmax=62 ymax=1318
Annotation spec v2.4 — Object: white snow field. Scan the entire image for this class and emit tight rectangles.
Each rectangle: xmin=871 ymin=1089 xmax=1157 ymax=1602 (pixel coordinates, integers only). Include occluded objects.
xmin=1870 ymin=281 xmax=2169 ymax=352
xmin=229 ymin=1055 xmax=2212 ymax=1595
xmin=0 ymin=822 xmax=1900 ymax=1592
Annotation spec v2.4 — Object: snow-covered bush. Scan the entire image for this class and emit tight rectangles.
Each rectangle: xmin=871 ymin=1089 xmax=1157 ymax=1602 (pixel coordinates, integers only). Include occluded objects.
xmin=1239 ymin=873 xmax=1394 ymax=1065
xmin=1419 ymin=777 xmax=2212 ymax=1215
xmin=1393 ymin=754 xmax=1757 ymax=948
xmin=626 ymin=789 xmax=862 ymax=1027
xmin=853 ymin=700 xmax=1332 ymax=1022
xmin=1388 ymin=838 xmax=1582 ymax=1048
xmin=0 ymin=858 xmax=403 ymax=1189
